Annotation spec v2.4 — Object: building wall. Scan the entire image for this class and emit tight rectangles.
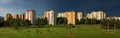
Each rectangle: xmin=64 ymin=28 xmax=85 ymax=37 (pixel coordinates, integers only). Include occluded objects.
xmin=25 ymin=10 xmax=36 ymax=25
xmin=77 ymin=12 xmax=82 ymax=21
xmin=4 ymin=13 xmax=12 ymax=21
xmin=44 ymin=10 xmax=49 ymax=19
xmin=65 ymin=11 xmax=76 ymax=25
xmin=57 ymin=13 xmax=65 ymax=17
xmin=44 ymin=10 xmax=55 ymax=25
xmin=13 ymin=13 xmax=25 ymax=20
xmin=13 ymin=14 xmax=19 ymax=19
xmin=87 ymin=13 xmax=92 ymax=19
xmin=87 ymin=11 xmax=106 ymax=20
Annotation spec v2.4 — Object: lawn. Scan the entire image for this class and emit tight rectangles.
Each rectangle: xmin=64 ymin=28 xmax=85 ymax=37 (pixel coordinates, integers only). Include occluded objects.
xmin=0 ymin=24 xmax=120 ymax=38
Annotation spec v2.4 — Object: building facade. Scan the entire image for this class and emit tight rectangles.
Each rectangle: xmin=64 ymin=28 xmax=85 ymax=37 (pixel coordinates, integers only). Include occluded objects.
xmin=19 ymin=14 xmax=25 ymax=20
xmin=106 ymin=17 xmax=120 ymax=20
xmin=13 ymin=13 xmax=25 ymax=20
xmin=25 ymin=10 xmax=36 ymax=25
xmin=57 ymin=12 xmax=65 ymax=17
xmin=65 ymin=11 xmax=76 ymax=25
xmin=4 ymin=13 xmax=12 ymax=21
xmin=87 ymin=13 xmax=92 ymax=19
xmin=37 ymin=16 xmax=44 ymax=19
xmin=44 ymin=10 xmax=55 ymax=25
xmin=87 ymin=11 xmax=106 ymax=20
xmin=13 ymin=14 xmax=19 ymax=19
xmin=77 ymin=12 xmax=82 ymax=21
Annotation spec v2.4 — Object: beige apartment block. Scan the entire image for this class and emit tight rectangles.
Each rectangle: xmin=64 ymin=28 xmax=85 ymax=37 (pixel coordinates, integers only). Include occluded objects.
xmin=65 ymin=11 xmax=76 ymax=25
xmin=13 ymin=14 xmax=19 ymax=19
xmin=4 ymin=13 xmax=12 ymax=21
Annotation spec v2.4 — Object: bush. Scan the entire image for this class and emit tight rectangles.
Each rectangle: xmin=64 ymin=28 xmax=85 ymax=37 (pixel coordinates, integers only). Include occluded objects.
xmin=101 ymin=19 xmax=120 ymax=29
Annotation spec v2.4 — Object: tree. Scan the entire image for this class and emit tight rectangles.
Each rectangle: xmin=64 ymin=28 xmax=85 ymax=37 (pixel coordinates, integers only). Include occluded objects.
xmin=101 ymin=19 xmax=120 ymax=29
xmin=0 ymin=19 xmax=4 ymax=27
xmin=20 ymin=19 xmax=31 ymax=27
xmin=56 ymin=17 xmax=67 ymax=25
xmin=35 ymin=18 xmax=48 ymax=27
xmin=79 ymin=18 xmax=85 ymax=24
xmin=76 ymin=19 xmax=80 ymax=25
xmin=79 ymin=18 xmax=101 ymax=24
xmin=4 ymin=19 xmax=31 ymax=27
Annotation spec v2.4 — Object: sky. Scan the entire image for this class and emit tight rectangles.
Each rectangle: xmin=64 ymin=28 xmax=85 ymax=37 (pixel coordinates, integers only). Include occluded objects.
xmin=0 ymin=0 xmax=120 ymax=17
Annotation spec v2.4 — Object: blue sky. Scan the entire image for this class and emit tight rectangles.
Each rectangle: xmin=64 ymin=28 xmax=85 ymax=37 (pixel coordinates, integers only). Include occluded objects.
xmin=0 ymin=0 xmax=120 ymax=16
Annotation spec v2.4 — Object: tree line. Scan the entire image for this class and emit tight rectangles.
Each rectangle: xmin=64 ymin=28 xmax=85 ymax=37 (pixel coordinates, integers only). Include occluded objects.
xmin=1 ymin=17 xmax=120 ymax=29
xmin=101 ymin=19 xmax=120 ymax=29
xmin=0 ymin=19 xmax=31 ymax=27
xmin=0 ymin=17 xmax=103 ymax=27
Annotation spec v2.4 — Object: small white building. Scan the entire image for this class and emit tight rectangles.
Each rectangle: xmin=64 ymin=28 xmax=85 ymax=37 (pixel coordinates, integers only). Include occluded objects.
xmin=106 ymin=17 xmax=120 ymax=20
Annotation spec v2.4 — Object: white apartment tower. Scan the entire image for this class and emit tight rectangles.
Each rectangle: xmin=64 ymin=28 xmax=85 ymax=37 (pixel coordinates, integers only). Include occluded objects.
xmin=77 ymin=12 xmax=82 ymax=21
xmin=87 ymin=11 xmax=106 ymax=20
xmin=25 ymin=10 xmax=36 ymax=25
xmin=44 ymin=10 xmax=55 ymax=25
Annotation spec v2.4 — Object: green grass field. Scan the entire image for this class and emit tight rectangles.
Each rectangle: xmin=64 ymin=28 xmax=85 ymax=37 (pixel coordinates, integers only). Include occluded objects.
xmin=0 ymin=24 xmax=120 ymax=38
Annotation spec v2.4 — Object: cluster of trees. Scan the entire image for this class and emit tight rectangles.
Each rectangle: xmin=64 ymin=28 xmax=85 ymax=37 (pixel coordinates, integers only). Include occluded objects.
xmin=101 ymin=19 xmax=120 ymax=29
xmin=1 ymin=17 xmax=120 ymax=29
xmin=76 ymin=18 xmax=101 ymax=24
xmin=0 ymin=17 xmax=102 ymax=27
xmin=56 ymin=17 xmax=67 ymax=25
xmin=0 ymin=19 xmax=31 ymax=27
xmin=0 ymin=19 xmax=4 ymax=27
xmin=56 ymin=17 xmax=101 ymax=25
xmin=35 ymin=18 xmax=48 ymax=27
xmin=0 ymin=18 xmax=49 ymax=28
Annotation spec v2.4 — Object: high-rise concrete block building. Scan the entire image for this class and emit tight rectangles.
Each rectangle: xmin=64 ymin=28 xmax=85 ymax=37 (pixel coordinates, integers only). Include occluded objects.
xmin=19 ymin=14 xmax=25 ymax=20
xmin=13 ymin=14 xmax=19 ymax=19
xmin=4 ymin=13 xmax=12 ymax=21
xmin=13 ymin=13 xmax=25 ymax=20
xmin=87 ymin=11 xmax=106 ymax=20
xmin=77 ymin=12 xmax=82 ymax=21
xmin=25 ymin=10 xmax=36 ymax=24
xmin=65 ymin=11 xmax=76 ymax=25
xmin=44 ymin=10 xmax=55 ymax=25
xmin=87 ymin=13 xmax=92 ymax=19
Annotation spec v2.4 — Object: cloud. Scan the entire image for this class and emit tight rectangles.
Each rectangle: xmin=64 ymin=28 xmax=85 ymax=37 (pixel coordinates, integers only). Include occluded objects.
xmin=0 ymin=6 xmax=27 ymax=16
xmin=0 ymin=0 xmax=30 ymax=17
xmin=0 ymin=0 xmax=15 ymax=3
xmin=0 ymin=0 xmax=26 ymax=5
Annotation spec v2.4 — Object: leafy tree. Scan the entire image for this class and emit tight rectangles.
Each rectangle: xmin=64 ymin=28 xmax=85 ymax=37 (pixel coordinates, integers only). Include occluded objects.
xmin=35 ymin=18 xmax=48 ymax=27
xmin=79 ymin=18 xmax=101 ymax=24
xmin=101 ymin=19 xmax=120 ymax=29
xmin=79 ymin=18 xmax=85 ymax=24
xmin=76 ymin=19 xmax=80 ymax=25
xmin=56 ymin=17 xmax=67 ymax=25
xmin=0 ymin=19 xmax=4 ymax=27
xmin=4 ymin=19 xmax=31 ymax=27
xmin=20 ymin=19 xmax=31 ymax=27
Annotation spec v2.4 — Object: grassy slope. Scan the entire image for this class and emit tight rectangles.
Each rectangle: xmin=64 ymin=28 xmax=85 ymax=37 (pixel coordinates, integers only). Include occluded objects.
xmin=0 ymin=24 xmax=120 ymax=38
